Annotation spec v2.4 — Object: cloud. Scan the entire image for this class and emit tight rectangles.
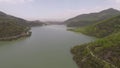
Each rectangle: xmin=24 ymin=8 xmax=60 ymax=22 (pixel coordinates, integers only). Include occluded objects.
xmin=108 ymin=0 xmax=120 ymax=3
xmin=115 ymin=0 xmax=120 ymax=3
xmin=106 ymin=0 xmax=120 ymax=9
xmin=0 ymin=0 xmax=34 ymax=4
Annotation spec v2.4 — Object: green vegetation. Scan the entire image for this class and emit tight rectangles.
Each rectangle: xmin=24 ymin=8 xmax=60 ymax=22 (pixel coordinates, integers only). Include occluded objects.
xmin=71 ymin=32 xmax=120 ymax=68
xmin=70 ymin=9 xmax=120 ymax=68
xmin=65 ymin=8 xmax=120 ymax=27
xmin=0 ymin=22 xmax=27 ymax=38
xmin=70 ymin=15 xmax=120 ymax=38
xmin=0 ymin=10 xmax=45 ymax=40
xmin=28 ymin=20 xmax=45 ymax=27
xmin=0 ymin=11 xmax=31 ymax=40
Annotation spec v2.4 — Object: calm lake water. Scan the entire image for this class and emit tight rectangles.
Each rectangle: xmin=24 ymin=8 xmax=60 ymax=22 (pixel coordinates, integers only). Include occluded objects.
xmin=0 ymin=25 xmax=95 ymax=68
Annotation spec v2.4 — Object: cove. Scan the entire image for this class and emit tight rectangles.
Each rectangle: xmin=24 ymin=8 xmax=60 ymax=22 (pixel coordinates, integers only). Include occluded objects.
xmin=0 ymin=25 xmax=95 ymax=68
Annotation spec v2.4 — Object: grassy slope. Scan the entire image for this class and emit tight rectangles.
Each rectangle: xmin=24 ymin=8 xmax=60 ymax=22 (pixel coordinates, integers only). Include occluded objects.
xmin=0 ymin=22 xmax=27 ymax=38
xmin=70 ymin=15 xmax=120 ymax=38
xmin=70 ymin=15 xmax=120 ymax=68
xmin=0 ymin=11 xmax=29 ymax=38
xmin=71 ymin=32 xmax=120 ymax=68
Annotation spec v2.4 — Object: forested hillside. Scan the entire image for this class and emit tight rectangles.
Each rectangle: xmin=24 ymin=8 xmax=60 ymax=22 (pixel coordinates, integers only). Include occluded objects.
xmin=71 ymin=31 xmax=120 ymax=68
xmin=70 ymin=9 xmax=120 ymax=68
xmin=65 ymin=8 xmax=120 ymax=27
xmin=0 ymin=11 xmax=29 ymax=26
xmin=70 ymin=15 xmax=120 ymax=38
xmin=0 ymin=10 xmax=46 ymax=40
xmin=0 ymin=11 xmax=31 ymax=40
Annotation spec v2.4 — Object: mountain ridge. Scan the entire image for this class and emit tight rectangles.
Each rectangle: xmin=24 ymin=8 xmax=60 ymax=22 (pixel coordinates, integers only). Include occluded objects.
xmin=65 ymin=8 xmax=120 ymax=27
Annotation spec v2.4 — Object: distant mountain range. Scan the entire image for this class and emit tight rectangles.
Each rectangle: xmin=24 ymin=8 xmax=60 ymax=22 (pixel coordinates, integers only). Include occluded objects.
xmin=65 ymin=8 xmax=120 ymax=27
xmin=28 ymin=20 xmax=46 ymax=27
xmin=44 ymin=21 xmax=64 ymax=25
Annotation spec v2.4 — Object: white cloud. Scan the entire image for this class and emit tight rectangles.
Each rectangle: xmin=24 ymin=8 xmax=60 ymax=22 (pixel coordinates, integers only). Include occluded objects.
xmin=0 ymin=0 xmax=34 ymax=4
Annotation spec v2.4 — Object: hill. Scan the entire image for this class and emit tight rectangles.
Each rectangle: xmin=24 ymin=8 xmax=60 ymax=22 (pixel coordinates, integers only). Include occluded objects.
xmin=71 ymin=31 xmax=120 ymax=68
xmin=28 ymin=20 xmax=45 ymax=27
xmin=0 ymin=11 xmax=45 ymax=27
xmin=65 ymin=8 xmax=120 ymax=27
xmin=0 ymin=11 xmax=32 ymax=40
xmin=0 ymin=11 xmax=29 ymax=26
xmin=43 ymin=21 xmax=64 ymax=25
xmin=71 ymin=15 xmax=120 ymax=38
xmin=70 ymin=9 xmax=120 ymax=68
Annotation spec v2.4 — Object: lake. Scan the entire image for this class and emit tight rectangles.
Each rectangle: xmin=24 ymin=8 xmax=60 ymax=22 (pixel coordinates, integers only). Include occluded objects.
xmin=0 ymin=25 xmax=95 ymax=68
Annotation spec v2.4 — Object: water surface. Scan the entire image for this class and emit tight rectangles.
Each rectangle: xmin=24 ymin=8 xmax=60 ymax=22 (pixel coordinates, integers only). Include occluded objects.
xmin=0 ymin=25 xmax=95 ymax=68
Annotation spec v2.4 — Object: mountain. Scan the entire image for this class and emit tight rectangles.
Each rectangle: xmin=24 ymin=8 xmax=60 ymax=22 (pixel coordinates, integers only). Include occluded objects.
xmin=70 ymin=11 xmax=120 ymax=68
xmin=0 ymin=11 xmax=29 ymax=26
xmin=0 ymin=11 xmax=45 ymax=27
xmin=71 ymin=31 xmax=120 ymax=68
xmin=0 ymin=11 xmax=32 ymax=40
xmin=43 ymin=21 xmax=64 ymax=25
xmin=65 ymin=8 xmax=120 ymax=27
xmin=70 ymin=15 xmax=120 ymax=38
xmin=28 ymin=20 xmax=45 ymax=27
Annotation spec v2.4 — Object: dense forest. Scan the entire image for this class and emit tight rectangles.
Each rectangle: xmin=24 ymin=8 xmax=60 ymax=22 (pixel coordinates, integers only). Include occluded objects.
xmin=71 ymin=32 xmax=120 ymax=68
xmin=0 ymin=11 xmax=28 ymax=38
xmin=67 ymin=8 xmax=120 ymax=68
xmin=0 ymin=21 xmax=28 ymax=38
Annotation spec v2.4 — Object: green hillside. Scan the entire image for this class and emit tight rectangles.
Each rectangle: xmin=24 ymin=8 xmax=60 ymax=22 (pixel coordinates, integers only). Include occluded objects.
xmin=0 ymin=11 xmax=31 ymax=40
xmin=0 ymin=21 xmax=29 ymax=38
xmin=0 ymin=11 xmax=45 ymax=27
xmin=0 ymin=10 xmax=46 ymax=40
xmin=0 ymin=11 xmax=29 ymax=26
xmin=70 ymin=9 xmax=120 ymax=68
xmin=71 ymin=15 xmax=120 ymax=38
xmin=65 ymin=8 xmax=120 ymax=27
xmin=71 ymin=31 xmax=120 ymax=68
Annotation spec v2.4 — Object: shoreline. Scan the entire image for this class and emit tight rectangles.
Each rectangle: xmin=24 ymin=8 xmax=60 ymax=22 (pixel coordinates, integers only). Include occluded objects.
xmin=0 ymin=31 xmax=32 ymax=41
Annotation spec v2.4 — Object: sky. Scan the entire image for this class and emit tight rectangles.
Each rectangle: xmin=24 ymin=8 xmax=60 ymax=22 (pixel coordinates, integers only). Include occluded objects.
xmin=0 ymin=0 xmax=120 ymax=21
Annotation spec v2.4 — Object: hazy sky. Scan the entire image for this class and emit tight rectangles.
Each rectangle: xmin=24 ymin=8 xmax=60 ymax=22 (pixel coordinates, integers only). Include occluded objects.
xmin=0 ymin=0 xmax=120 ymax=21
